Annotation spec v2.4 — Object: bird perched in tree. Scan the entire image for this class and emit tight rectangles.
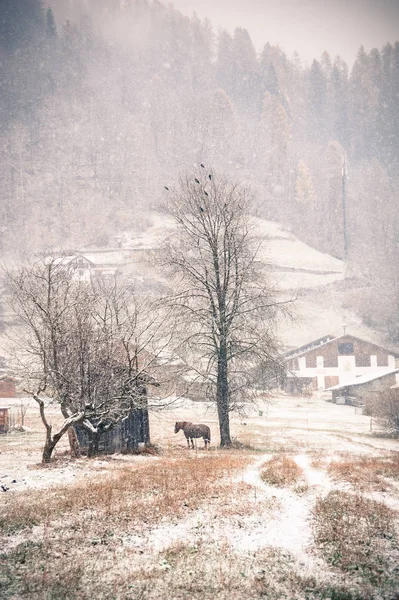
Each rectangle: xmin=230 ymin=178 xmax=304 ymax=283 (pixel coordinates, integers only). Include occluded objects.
xmin=195 ymin=178 xmax=200 ymax=184
xmin=208 ymin=174 xmax=212 ymax=180
xmin=164 ymin=186 xmax=169 ymax=191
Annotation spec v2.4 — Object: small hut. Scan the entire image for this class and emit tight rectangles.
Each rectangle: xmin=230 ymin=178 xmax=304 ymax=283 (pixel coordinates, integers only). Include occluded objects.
xmin=0 ymin=407 xmax=9 ymax=433
xmin=74 ymin=407 xmax=150 ymax=454
xmin=74 ymin=370 xmax=157 ymax=455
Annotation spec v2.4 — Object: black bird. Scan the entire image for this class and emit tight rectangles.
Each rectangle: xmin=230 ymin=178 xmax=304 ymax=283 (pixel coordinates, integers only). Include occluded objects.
xmin=195 ymin=178 xmax=200 ymax=184
xmin=200 ymin=163 xmax=205 ymax=168
xmin=199 ymin=207 xmax=204 ymax=212
xmin=208 ymin=174 xmax=212 ymax=180
xmin=204 ymin=191 xmax=209 ymax=196
xmin=164 ymin=186 xmax=169 ymax=191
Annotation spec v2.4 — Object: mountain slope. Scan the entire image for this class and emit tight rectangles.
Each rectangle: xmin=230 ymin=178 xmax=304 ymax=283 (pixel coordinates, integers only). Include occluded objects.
xmin=106 ymin=211 xmax=390 ymax=351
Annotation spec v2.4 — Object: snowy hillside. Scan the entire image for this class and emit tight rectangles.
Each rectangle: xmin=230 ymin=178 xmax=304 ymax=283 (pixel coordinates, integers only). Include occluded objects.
xmin=102 ymin=211 xmax=389 ymax=351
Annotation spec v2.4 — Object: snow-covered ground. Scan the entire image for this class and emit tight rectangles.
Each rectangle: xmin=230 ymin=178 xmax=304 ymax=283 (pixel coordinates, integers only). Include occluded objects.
xmin=2 ymin=393 xmax=399 ymax=598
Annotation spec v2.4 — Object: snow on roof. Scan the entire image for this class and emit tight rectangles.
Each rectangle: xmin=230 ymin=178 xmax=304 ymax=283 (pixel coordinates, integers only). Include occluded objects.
xmin=49 ymin=251 xmax=133 ymax=268
xmin=155 ymin=349 xmax=186 ymax=367
xmin=51 ymin=254 xmax=95 ymax=267
xmin=284 ymin=335 xmax=335 ymax=359
xmin=285 ymin=333 xmax=399 ymax=360
xmin=181 ymin=371 xmax=210 ymax=383
xmin=81 ymin=251 xmax=132 ymax=266
xmin=326 ymin=368 xmax=399 ymax=391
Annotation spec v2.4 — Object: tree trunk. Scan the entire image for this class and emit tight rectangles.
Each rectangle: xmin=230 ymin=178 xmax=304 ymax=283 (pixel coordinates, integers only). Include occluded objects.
xmin=217 ymin=342 xmax=231 ymax=447
xmin=30 ymin=393 xmax=85 ymax=464
xmin=42 ymin=439 xmax=57 ymax=463
xmin=68 ymin=427 xmax=81 ymax=458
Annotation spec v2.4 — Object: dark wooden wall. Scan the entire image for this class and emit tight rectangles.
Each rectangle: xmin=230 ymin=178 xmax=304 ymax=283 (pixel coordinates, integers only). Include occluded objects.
xmin=74 ymin=406 xmax=150 ymax=454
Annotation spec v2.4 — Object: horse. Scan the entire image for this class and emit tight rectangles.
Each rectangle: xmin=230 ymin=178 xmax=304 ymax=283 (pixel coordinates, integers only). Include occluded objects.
xmin=174 ymin=421 xmax=211 ymax=450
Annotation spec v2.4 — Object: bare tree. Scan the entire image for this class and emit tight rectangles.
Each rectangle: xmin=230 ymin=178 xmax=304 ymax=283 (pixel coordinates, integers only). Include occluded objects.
xmin=6 ymin=258 xmax=169 ymax=462
xmin=19 ymin=397 xmax=29 ymax=427
xmin=371 ymin=390 xmax=399 ymax=437
xmin=162 ymin=170 xmax=290 ymax=446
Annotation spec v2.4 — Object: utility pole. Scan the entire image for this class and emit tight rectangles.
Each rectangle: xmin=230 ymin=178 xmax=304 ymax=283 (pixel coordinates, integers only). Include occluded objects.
xmin=342 ymin=157 xmax=348 ymax=264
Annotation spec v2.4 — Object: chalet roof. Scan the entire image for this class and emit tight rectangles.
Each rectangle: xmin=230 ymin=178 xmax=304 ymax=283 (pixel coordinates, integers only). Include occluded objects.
xmin=51 ymin=254 xmax=95 ymax=267
xmin=284 ymin=333 xmax=399 ymax=360
xmin=284 ymin=335 xmax=335 ymax=359
xmin=326 ymin=368 xmax=399 ymax=391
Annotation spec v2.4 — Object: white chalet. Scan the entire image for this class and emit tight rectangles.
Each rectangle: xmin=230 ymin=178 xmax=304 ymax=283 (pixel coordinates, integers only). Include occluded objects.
xmin=284 ymin=334 xmax=398 ymax=393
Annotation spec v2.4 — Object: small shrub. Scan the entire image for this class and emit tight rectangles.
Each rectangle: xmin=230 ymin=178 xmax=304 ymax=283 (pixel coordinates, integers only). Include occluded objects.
xmin=294 ymin=483 xmax=309 ymax=495
xmin=371 ymin=390 xmax=399 ymax=436
xmin=229 ymin=438 xmax=259 ymax=451
xmin=260 ymin=455 xmax=303 ymax=486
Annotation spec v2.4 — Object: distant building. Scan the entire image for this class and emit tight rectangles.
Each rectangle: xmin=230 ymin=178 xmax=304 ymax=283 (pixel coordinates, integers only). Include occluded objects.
xmin=52 ymin=254 xmax=95 ymax=283
xmin=51 ymin=249 xmax=141 ymax=285
xmin=0 ymin=376 xmax=15 ymax=398
xmin=327 ymin=368 xmax=399 ymax=405
xmin=284 ymin=334 xmax=398 ymax=393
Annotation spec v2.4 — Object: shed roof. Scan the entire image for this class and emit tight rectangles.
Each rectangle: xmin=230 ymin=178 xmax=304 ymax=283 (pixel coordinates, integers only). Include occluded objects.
xmin=326 ymin=368 xmax=399 ymax=391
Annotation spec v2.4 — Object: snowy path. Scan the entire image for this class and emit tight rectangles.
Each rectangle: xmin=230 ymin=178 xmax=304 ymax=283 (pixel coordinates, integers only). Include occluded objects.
xmin=234 ymin=453 xmax=328 ymax=572
xmin=120 ymin=453 xmax=329 ymax=569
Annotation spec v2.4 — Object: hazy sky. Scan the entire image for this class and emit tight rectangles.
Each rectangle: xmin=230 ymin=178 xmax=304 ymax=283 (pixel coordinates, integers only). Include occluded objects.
xmin=171 ymin=0 xmax=399 ymax=65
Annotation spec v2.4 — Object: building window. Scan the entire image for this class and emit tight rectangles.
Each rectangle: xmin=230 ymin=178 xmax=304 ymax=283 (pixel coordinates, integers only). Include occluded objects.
xmin=338 ymin=342 xmax=354 ymax=355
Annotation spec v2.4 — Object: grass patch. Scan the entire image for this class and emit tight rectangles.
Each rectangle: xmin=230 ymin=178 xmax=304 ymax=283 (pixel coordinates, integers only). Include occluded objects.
xmin=0 ymin=454 xmax=254 ymax=599
xmin=260 ymin=455 xmax=303 ymax=487
xmin=0 ymin=454 xmax=249 ymax=534
xmin=313 ymin=490 xmax=398 ymax=584
xmin=0 ymin=540 xmax=85 ymax=599
xmin=328 ymin=455 xmax=399 ymax=489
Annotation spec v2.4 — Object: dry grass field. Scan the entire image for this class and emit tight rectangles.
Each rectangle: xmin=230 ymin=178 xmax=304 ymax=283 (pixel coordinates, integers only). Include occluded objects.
xmin=1 ymin=394 xmax=399 ymax=599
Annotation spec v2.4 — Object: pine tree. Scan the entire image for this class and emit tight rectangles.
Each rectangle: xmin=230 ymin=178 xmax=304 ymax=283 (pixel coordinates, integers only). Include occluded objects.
xmin=46 ymin=7 xmax=57 ymax=38
xmin=296 ymin=160 xmax=316 ymax=208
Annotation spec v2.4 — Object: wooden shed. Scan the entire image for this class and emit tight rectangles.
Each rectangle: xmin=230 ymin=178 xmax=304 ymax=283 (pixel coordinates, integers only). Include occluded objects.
xmin=74 ymin=407 xmax=150 ymax=455
xmin=327 ymin=368 xmax=399 ymax=405
xmin=0 ymin=407 xmax=9 ymax=433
